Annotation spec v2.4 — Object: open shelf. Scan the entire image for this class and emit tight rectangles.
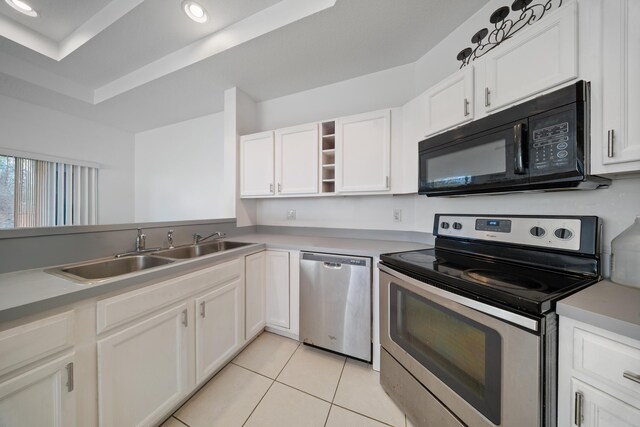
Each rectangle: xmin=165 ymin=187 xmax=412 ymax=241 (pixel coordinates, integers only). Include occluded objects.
xmin=320 ymin=120 xmax=337 ymax=194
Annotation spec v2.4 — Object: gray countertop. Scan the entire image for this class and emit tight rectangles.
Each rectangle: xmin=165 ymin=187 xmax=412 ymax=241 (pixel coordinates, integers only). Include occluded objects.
xmin=557 ymin=280 xmax=640 ymax=341
xmin=0 ymin=234 xmax=429 ymax=324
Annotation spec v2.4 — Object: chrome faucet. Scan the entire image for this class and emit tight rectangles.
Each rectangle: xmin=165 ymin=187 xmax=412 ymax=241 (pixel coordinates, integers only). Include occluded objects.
xmin=193 ymin=231 xmax=226 ymax=244
xmin=136 ymin=228 xmax=146 ymax=252
xmin=167 ymin=229 xmax=174 ymax=248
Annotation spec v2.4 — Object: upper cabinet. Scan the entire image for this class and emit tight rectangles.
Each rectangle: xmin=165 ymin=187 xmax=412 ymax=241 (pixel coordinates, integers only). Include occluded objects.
xmin=336 ymin=109 xmax=391 ymax=193
xmin=596 ymin=0 xmax=640 ymax=173
xmin=483 ymin=2 xmax=578 ymax=112
xmin=274 ymin=123 xmax=319 ymax=196
xmin=424 ymin=67 xmax=474 ymax=137
xmin=240 ymin=131 xmax=275 ymax=197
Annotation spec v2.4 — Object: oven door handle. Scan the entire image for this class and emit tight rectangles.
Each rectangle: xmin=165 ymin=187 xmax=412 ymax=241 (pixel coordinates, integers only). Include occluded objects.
xmin=514 ymin=122 xmax=527 ymax=175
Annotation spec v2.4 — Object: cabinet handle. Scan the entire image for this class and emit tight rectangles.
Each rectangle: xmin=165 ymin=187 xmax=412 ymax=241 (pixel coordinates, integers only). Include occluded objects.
xmin=623 ymin=371 xmax=640 ymax=384
xmin=464 ymin=98 xmax=470 ymax=116
xmin=269 ymin=183 xmax=274 ymax=193
xmin=182 ymin=309 xmax=188 ymax=327
xmin=607 ymin=129 xmax=615 ymax=158
xmin=386 ymin=176 xmax=390 ymax=188
xmin=278 ymin=183 xmax=282 ymax=192
xmin=65 ymin=362 xmax=74 ymax=392
xmin=200 ymin=301 xmax=206 ymax=318
xmin=574 ymin=391 xmax=583 ymax=427
xmin=484 ymin=88 xmax=491 ymax=107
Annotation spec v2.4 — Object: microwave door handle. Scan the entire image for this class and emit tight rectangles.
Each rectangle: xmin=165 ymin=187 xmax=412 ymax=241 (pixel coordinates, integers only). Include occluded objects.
xmin=514 ymin=123 xmax=527 ymax=175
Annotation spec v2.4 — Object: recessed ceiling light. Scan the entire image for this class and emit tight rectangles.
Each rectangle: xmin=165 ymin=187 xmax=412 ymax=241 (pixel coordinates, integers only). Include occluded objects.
xmin=5 ymin=0 xmax=38 ymax=17
xmin=182 ymin=0 xmax=207 ymax=23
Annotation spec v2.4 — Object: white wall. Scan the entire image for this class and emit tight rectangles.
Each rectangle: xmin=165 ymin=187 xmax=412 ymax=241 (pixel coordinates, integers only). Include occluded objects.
xmin=135 ymin=112 xmax=226 ymax=222
xmin=0 ymin=94 xmax=135 ymax=224
xmin=253 ymin=0 xmax=640 ymax=266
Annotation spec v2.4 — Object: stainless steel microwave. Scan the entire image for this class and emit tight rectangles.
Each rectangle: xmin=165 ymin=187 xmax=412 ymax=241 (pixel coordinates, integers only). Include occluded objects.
xmin=418 ymin=81 xmax=610 ymax=197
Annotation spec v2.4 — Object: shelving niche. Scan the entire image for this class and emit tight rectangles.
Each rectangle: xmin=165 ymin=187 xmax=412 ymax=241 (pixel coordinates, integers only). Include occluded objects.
xmin=320 ymin=121 xmax=335 ymax=194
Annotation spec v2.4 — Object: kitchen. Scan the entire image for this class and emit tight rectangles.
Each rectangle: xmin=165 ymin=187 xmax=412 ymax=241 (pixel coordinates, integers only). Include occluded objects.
xmin=1 ymin=0 xmax=639 ymax=426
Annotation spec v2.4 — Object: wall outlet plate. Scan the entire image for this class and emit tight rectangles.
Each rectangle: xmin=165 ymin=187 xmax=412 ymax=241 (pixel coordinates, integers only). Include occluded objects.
xmin=287 ymin=209 xmax=296 ymax=220
xmin=393 ymin=208 xmax=402 ymax=223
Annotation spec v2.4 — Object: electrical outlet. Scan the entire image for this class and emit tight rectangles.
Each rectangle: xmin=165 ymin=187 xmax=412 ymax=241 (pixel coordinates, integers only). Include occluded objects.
xmin=287 ymin=209 xmax=297 ymax=220
xmin=393 ymin=208 xmax=402 ymax=223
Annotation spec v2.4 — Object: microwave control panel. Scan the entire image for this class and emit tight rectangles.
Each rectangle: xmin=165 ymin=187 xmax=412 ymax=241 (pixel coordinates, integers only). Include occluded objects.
xmin=529 ymin=108 xmax=577 ymax=175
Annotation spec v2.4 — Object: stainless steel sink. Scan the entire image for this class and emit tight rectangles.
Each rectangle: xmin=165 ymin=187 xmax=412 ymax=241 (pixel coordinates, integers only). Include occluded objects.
xmin=48 ymin=255 xmax=175 ymax=284
xmin=153 ymin=241 xmax=252 ymax=259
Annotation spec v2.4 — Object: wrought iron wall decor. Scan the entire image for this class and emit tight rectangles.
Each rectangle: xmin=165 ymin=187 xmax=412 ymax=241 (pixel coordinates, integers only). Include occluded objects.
xmin=457 ymin=0 xmax=562 ymax=68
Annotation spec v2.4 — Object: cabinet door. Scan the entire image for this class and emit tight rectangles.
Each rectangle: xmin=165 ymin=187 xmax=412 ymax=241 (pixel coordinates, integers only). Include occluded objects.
xmin=484 ymin=3 xmax=577 ymax=112
xmin=245 ymin=251 xmax=266 ymax=340
xmin=0 ymin=353 xmax=75 ymax=427
xmin=335 ymin=109 xmax=391 ymax=193
xmin=571 ymin=378 xmax=640 ymax=427
xmin=97 ymin=303 xmax=191 ymax=427
xmin=275 ymin=123 xmax=319 ymax=195
xmin=195 ymin=279 xmax=242 ymax=384
xmin=265 ymin=250 xmax=290 ymax=329
xmin=600 ymin=0 xmax=640 ymax=169
xmin=240 ymin=131 xmax=275 ymax=197
xmin=424 ymin=67 xmax=474 ymax=137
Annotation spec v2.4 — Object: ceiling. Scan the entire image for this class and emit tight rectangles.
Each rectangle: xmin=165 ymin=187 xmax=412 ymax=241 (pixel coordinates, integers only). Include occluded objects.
xmin=0 ymin=0 xmax=488 ymax=132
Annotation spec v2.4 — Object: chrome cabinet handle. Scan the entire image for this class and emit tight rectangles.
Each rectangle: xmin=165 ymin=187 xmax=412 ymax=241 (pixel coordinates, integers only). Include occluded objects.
xmin=182 ymin=309 xmax=188 ymax=327
xmin=464 ymin=98 xmax=470 ymax=116
xmin=623 ymin=371 xmax=640 ymax=384
xmin=386 ymin=176 xmax=389 ymax=188
xmin=574 ymin=391 xmax=583 ymax=427
xmin=607 ymin=129 xmax=615 ymax=158
xmin=200 ymin=301 xmax=206 ymax=318
xmin=485 ymin=88 xmax=491 ymax=107
xmin=278 ymin=183 xmax=282 ymax=192
xmin=66 ymin=362 xmax=74 ymax=392
xmin=269 ymin=183 xmax=274 ymax=193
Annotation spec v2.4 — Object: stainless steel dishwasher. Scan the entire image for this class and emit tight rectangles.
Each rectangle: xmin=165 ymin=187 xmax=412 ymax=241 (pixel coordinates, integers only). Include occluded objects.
xmin=300 ymin=252 xmax=372 ymax=362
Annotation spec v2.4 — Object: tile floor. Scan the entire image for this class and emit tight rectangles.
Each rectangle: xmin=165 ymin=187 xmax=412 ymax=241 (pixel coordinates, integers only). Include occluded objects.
xmin=161 ymin=332 xmax=414 ymax=427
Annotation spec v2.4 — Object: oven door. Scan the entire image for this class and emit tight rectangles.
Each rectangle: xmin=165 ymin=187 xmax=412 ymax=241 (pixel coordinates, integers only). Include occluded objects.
xmin=419 ymin=121 xmax=529 ymax=196
xmin=379 ymin=267 xmax=542 ymax=427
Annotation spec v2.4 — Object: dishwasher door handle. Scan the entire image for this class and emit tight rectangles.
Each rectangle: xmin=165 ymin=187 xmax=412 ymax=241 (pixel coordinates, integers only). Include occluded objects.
xmin=323 ymin=262 xmax=343 ymax=269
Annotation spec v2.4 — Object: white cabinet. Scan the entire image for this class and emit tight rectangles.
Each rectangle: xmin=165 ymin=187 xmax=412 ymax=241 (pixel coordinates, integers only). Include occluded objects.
xmin=596 ymin=0 xmax=640 ymax=173
xmin=483 ymin=2 xmax=577 ymax=113
xmin=265 ymin=250 xmax=290 ymax=329
xmin=240 ymin=131 xmax=275 ymax=197
xmin=195 ymin=278 xmax=243 ymax=383
xmin=335 ymin=109 xmax=391 ymax=193
xmin=245 ymin=251 xmax=266 ymax=340
xmin=570 ymin=378 xmax=640 ymax=427
xmin=275 ymin=123 xmax=319 ymax=195
xmin=558 ymin=316 xmax=640 ymax=427
xmin=97 ymin=303 xmax=192 ymax=427
xmin=0 ymin=353 xmax=76 ymax=427
xmin=424 ymin=67 xmax=474 ymax=137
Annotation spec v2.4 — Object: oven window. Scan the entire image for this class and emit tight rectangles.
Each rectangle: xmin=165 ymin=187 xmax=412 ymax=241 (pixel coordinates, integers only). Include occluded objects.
xmin=426 ymin=139 xmax=506 ymax=187
xmin=390 ymin=283 xmax=502 ymax=424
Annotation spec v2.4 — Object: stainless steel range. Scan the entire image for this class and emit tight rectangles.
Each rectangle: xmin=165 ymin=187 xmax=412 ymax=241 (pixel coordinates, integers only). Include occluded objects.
xmin=379 ymin=214 xmax=602 ymax=427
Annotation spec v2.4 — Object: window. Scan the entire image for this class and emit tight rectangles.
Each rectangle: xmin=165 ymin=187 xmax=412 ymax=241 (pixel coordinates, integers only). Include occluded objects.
xmin=0 ymin=154 xmax=98 ymax=229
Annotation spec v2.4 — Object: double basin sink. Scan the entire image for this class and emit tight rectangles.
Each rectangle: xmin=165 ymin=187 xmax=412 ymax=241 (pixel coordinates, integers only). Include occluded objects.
xmin=50 ymin=241 xmax=252 ymax=284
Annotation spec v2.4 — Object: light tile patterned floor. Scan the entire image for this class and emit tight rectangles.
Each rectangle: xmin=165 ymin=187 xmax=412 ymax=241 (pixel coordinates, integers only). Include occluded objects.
xmin=162 ymin=332 xmax=412 ymax=427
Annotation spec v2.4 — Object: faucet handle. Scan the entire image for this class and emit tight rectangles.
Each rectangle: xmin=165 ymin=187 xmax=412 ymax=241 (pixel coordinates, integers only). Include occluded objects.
xmin=136 ymin=228 xmax=146 ymax=252
xmin=167 ymin=229 xmax=174 ymax=248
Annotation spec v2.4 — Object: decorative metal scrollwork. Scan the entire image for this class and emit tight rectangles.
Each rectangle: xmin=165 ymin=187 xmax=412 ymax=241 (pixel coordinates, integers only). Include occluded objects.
xmin=457 ymin=0 xmax=562 ymax=68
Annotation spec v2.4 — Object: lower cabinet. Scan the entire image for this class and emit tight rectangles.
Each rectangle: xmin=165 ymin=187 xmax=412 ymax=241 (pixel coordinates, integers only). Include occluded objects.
xmin=195 ymin=279 xmax=243 ymax=383
xmin=245 ymin=251 xmax=266 ymax=340
xmin=559 ymin=316 xmax=640 ymax=427
xmin=265 ymin=250 xmax=290 ymax=329
xmin=97 ymin=303 xmax=192 ymax=427
xmin=0 ymin=353 xmax=76 ymax=427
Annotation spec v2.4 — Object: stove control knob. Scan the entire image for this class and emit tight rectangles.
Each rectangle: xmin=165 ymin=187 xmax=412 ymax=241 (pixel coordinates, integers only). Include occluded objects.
xmin=440 ymin=222 xmax=450 ymax=230
xmin=554 ymin=228 xmax=573 ymax=240
xmin=530 ymin=226 xmax=546 ymax=237
xmin=452 ymin=222 xmax=463 ymax=230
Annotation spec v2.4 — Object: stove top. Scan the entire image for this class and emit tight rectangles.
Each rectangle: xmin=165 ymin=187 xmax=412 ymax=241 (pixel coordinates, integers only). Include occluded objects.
xmin=380 ymin=247 xmax=596 ymax=314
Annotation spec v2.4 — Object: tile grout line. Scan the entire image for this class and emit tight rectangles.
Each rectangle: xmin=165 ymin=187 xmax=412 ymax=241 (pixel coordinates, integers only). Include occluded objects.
xmin=324 ymin=357 xmax=347 ymax=427
xmin=330 ymin=403 xmax=398 ymax=427
xmin=171 ymin=415 xmax=191 ymax=427
xmin=274 ymin=378 xmax=334 ymax=405
xmin=230 ymin=361 xmax=280 ymax=382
